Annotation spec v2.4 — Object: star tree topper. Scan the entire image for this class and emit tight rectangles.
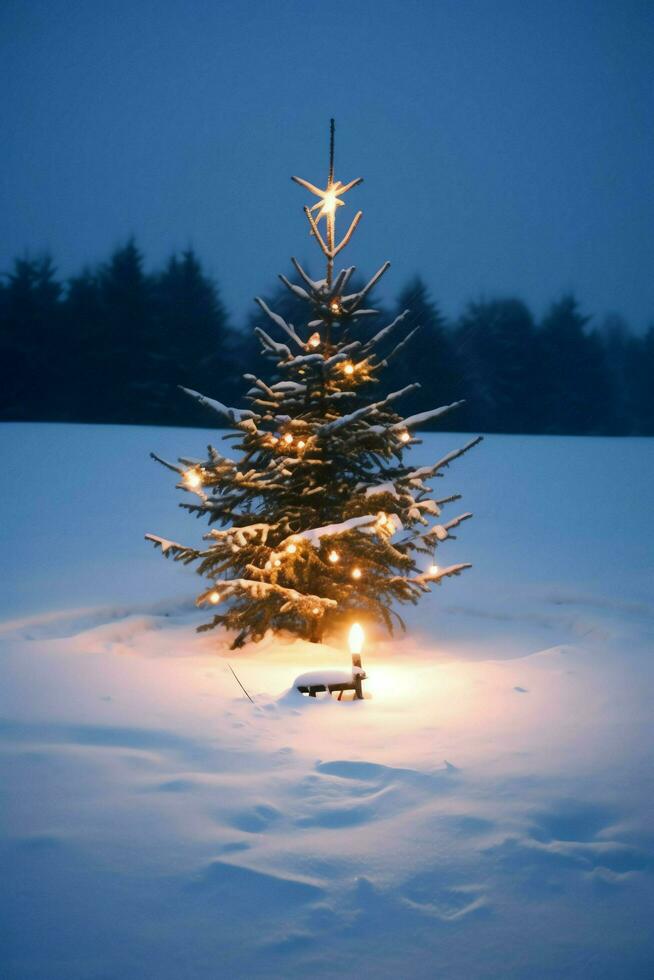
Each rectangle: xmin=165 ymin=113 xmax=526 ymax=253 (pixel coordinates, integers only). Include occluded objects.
xmin=292 ymin=118 xmax=363 ymax=287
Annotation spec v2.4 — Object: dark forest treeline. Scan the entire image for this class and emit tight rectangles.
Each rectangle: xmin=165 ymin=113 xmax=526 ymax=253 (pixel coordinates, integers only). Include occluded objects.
xmin=1 ymin=240 xmax=652 ymax=435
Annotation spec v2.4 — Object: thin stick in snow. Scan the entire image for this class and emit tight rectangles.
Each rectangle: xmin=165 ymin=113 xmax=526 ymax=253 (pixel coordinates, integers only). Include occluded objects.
xmin=227 ymin=663 xmax=255 ymax=704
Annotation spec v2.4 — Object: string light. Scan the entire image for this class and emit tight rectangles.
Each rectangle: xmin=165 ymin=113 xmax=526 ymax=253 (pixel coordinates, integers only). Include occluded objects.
xmin=429 ymin=564 xmax=439 ymax=575
xmin=297 ymin=440 xmax=306 ymax=449
xmin=399 ymin=431 xmax=411 ymax=443
xmin=286 ymin=543 xmax=297 ymax=554
xmin=209 ymin=591 xmax=220 ymax=604
xmin=330 ymin=299 xmax=341 ymax=314
xmin=274 ymin=558 xmax=282 ymax=568
xmin=283 ymin=433 xmax=294 ymax=445
xmin=308 ymin=332 xmax=321 ymax=349
xmin=351 ymin=567 xmax=362 ymax=580
xmin=312 ymin=606 xmax=320 ymax=615
xmin=270 ymin=436 xmax=279 ymax=445
xmin=343 ymin=361 xmax=355 ymax=376
xmin=328 ymin=550 xmax=339 ymax=563
xmin=184 ymin=468 xmax=202 ymax=488
xmin=265 ymin=561 xmax=272 ymax=571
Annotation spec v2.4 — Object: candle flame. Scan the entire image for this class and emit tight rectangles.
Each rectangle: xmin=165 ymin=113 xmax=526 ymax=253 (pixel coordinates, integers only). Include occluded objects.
xmin=348 ymin=622 xmax=364 ymax=656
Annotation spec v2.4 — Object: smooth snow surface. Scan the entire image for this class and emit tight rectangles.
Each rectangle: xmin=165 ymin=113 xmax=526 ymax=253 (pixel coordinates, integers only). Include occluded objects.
xmin=1 ymin=423 xmax=653 ymax=979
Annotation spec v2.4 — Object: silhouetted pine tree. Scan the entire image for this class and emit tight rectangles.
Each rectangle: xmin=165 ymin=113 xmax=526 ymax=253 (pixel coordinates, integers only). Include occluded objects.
xmin=625 ymin=325 xmax=654 ymax=435
xmin=153 ymin=250 xmax=236 ymax=424
xmin=98 ymin=239 xmax=156 ymax=424
xmin=535 ymin=295 xmax=614 ymax=435
xmin=456 ymin=298 xmax=536 ymax=433
xmin=0 ymin=256 xmax=63 ymax=420
xmin=389 ymin=277 xmax=463 ymax=427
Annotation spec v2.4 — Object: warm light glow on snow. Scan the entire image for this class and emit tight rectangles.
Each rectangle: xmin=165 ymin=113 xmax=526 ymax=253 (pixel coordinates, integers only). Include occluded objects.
xmin=348 ymin=622 xmax=364 ymax=656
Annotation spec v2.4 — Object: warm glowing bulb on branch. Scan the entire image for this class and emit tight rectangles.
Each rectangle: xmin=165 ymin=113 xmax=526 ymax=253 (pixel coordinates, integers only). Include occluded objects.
xmin=312 ymin=606 xmax=320 ymax=615
xmin=343 ymin=361 xmax=355 ymax=376
xmin=321 ymin=187 xmax=338 ymax=217
xmin=209 ymin=591 xmax=220 ymax=604
xmin=399 ymin=431 xmax=411 ymax=443
xmin=184 ymin=468 xmax=202 ymax=488
xmin=286 ymin=543 xmax=297 ymax=554
xmin=308 ymin=332 xmax=321 ymax=349
xmin=330 ymin=299 xmax=341 ymax=314
xmin=297 ymin=440 xmax=306 ymax=449
xmin=348 ymin=622 xmax=365 ymax=656
xmin=328 ymin=550 xmax=339 ymax=564
xmin=274 ymin=558 xmax=282 ymax=568
xmin=283 ymin=433 xmax=294 ymax=445
xmin=429 ymin=564 xmax=440 ymax=576
xmin=351 ymin=567 xmax=362 ymax=580
xmin=270 ymin=436 xmax=279 ymax=445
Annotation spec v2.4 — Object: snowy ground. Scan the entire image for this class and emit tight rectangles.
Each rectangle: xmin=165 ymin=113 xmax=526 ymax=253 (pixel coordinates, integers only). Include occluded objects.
xmin=1 ymin=422 xmax=653 ymax=979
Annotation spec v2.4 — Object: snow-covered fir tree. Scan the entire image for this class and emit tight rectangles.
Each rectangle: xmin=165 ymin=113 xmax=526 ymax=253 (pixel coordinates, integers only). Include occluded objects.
xmin=146 ymin=121 xmax=481 ymax=647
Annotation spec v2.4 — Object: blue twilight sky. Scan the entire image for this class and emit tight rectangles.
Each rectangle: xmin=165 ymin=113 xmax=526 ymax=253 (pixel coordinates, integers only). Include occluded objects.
xmin=1 ymin=0 xmax=653 ymax=330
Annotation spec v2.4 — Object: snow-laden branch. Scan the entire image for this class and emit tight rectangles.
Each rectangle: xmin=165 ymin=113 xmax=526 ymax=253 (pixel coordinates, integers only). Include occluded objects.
xmin=319 ymin=383 xmax=420 ymax=435
xmin=280 ymin=514 xmax=379 ymax=550
xmin=197 ymin=578 xmax=338 ymax=610
xmin=278 ymin=275 xmax=311 ymax=302
xmin=391 ymin=562 xmax=472 ymax=591
xmin=342 ymin=261 xmax=390 ymax=310
xmin=390 ymin=400 xmax=465 ymax=432
xmin=179 ymin=387 xmax=258 ymax=424
xmin=407 ymin=436 xmax=483 ymax=481
xmin=423 ymin=512 xmax=473 ymax=542
xmin=364 ymin=310 xmax=410 ymax=351
xmin=254 ymin=327 xmax=291 ymax=360
xmin=255 ymin=297 xmax=304 ymax=349
xmin=149 ymin=452 xmax=184 ymax=475
xmin=144 ymin=534 xmax=197 ymax=562
xmin=204 ymin=522 xmax=279 ymax=547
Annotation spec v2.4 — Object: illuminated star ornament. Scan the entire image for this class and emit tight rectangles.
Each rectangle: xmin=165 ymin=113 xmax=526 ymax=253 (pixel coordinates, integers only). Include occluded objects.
xmin=291 ymin=118 xmax=363 ymax=287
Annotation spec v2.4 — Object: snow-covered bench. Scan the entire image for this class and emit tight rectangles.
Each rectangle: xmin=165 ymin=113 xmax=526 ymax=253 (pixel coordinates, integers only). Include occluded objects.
xmin=294 ymin=667 xmax=366 ymax=700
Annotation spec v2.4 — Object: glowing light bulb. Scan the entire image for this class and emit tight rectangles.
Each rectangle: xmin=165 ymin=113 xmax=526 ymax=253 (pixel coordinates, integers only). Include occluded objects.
xmin=274 ymin=558 xmax=282 ymax=568
xmin=308 ymin=332 xmax=321 ymax=349
xmin=330 ymin=299 xmax=341 ymax=314
xmin=209 ymin=591 xmax=220 ymax=604
xmin=328 ymin=550 xmax=339 ymax=564
xmin=270 ymin=436 xmax=279 ymax=445
xmin=297 ymin=440 xmax=306 ymax=449
xmin=429 ymin=564 xmax=440 ymax=576
xmin=400 ymin=431 xmax=411 ymax=443
xmin=322 ymin=188 xmax=338 ymax=216
xmin=343 ymin=361 xmax=355 ymax=376
xmin=312 ymin=606 xmax=320 ymax=615
xmin=348 ymin=622 xmax=364 ymax=656
xmin=351 ymin=567 xmax=362 ymax=580
xmin=286 ymin=543 xmax=297 ymax=554
xmin=184 ymin=468 xmax=202 ymax=488
xmin=283 ymin=433 xmax=294 ymax=445
xmin=265 ymin=561 xmax=272 ymax=571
